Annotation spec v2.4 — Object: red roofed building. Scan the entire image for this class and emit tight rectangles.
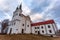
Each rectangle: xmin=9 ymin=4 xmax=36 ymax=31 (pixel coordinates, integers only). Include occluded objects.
xmin=31 ymin=20 xmax=58 ymax=37
xmin=31 ymin=20 xmax=55 ymax=26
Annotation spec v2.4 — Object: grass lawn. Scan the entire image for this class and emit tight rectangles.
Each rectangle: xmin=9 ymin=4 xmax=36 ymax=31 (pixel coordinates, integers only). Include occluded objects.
xmin=0 ymin=34 xmax=60 ymax=40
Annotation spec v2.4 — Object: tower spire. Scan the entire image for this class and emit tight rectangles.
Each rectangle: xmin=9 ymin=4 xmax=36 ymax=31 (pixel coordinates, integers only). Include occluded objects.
xmin=19 ymin=3 xmax=22 ymax=10
xmin=14 ymin=3 xmax=22 ymax=14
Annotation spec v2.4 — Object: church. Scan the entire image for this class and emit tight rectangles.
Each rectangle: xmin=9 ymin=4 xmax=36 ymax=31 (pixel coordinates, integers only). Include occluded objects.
xmin=7 ymin=4 xmax=58 ymax=37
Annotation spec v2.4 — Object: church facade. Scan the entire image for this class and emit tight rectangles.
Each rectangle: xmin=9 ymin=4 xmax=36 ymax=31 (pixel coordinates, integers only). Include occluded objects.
xmin=7 ymin=4 xmax=58 ymax=36
xmin=7 ymin=4 xmax=31 ymax=34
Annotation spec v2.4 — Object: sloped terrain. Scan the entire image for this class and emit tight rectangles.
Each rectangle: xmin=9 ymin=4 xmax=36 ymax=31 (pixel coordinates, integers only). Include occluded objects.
xmin=0 ymin=34 xmax=60 ymax=40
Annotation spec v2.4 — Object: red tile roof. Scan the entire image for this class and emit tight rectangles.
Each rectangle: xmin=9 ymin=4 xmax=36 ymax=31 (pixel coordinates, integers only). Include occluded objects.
xmin=31 ymin=20 xmax=55 ymax=26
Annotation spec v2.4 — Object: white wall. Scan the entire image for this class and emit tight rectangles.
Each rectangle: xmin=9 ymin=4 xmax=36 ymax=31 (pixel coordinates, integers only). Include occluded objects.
xmin=7 ymin=13 xmax=31 ymax=34
xmin=31 ymin=23 xmax=57 ymax=36
xmin=32 ymin=25 xmax=46 ymax=35
xmin=40 ymin=25 xmax=46 ymax=35
xmin=45 ymin=24 xmax=55 ymax=35
xmin=25 ymin=20 xmax=31 ymax=34
xmin=32 ymin=27 xmax=35 ymax=34
xmin=52 ymin=23 xmax=58 ymax=32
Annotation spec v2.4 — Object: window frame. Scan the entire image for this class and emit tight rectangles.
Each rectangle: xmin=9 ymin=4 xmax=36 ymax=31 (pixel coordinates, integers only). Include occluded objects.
xmin=42 ymin=30 xmax=44 ymax=33
xmin=41 ymin=26 xmax=43 ymax=29
xmin=27 ymin=25 xmax=29 ymax=27
xmin=35 ymin=31 xmax=37 ymax=33
xmin=49 ymin=30 xmax=52 ymax=33
xmin=48 ymin=25 xmax=51 ymax=28
xmin=22 ymin=24 xmax=24 ymax=26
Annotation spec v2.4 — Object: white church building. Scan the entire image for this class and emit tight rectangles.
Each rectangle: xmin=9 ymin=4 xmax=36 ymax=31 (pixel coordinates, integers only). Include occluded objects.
xmin=7 ymin=4 xmax=58 ymax=36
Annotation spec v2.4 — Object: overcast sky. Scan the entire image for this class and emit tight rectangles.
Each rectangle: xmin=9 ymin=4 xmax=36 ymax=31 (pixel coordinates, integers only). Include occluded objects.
xmin=0 ymin=0 xmax=60 ymax=29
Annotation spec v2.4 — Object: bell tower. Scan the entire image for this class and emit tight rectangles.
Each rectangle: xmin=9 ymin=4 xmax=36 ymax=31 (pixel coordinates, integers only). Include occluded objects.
xmin=12 ymin=3 xmax=23 ymax=20
xmin=19 ymin=3 xmax=22 ymax=10
xmin=14 ymin=3 xmax=22 ymax=14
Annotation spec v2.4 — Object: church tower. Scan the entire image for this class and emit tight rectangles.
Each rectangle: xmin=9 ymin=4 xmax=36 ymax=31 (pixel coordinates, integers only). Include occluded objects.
xmin=7 ymin=4 xmax=31 ymax=34
xmin=12 ymin=4 xmax=22 ymax=20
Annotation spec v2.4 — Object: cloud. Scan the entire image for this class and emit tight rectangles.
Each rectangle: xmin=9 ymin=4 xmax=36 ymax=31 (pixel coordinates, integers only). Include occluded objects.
xmin=18 ymin=0 xmax=22 ymax=4
xmin=56 ymin=21 xmax=60 ymax=29
xmin=57 ymin=24 xmax=60 ymax=29
xmin=29 ymin=0 xmax=58 ymax=22
xmin=3 ymin=13 xmax=12 ymax=20
xmin=22 ymin=2 xmax=31 ymax=15
xmin=30 ymin=0 xmax=51 ymax=13
xmin=30 ymin=13 xmax=44 ymax=22
xmin=0 ymin=0 xmax=19 ymax=21
xmin=0 ymin=0 xmax=60 ymax=29
xmin=23 ymin=0 xmax=32 ymax=8
xmin=0 ymin=0 xmax=4 ymax=4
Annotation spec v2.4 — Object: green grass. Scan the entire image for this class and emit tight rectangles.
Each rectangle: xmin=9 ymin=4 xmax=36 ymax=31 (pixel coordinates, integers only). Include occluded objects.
xmin=0 ymin=34 xmax=59 ymax=40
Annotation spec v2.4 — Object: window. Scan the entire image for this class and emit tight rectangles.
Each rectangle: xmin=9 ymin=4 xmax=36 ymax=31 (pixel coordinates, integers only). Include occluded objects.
xmin=35 ymin=27 xmax=37 ymax=29
xmin=35 ymin=27 xmax=39 ymax=29
xmin=27 ymin=25 xmax=29 ymax=27
xmin=19 ymin=14 xmax=23 ymax=17
xmin=37 ymin=27 xmax=39 ymax=29
xmin=16 ymin=29 xmax=18 ymax=30
xmin=35 ymin=31 xmax=37 ymax=33
xmin=9 ymin=28 xmax=12 ymax=34
xmin=19 ymin=14 xmax=21 ymax=16
xmin=15 ymin=19 xmax=20 ymax=21
xmin=42 ymin=30 xmax=44 ymax=33
xmin=22 ymin=24 xmax=24 ymax=26
xmin=49 ymin=30 xmax=52 ymax=33
xmin=41 ymin=26 xmax=43 ymax=29
xmin=48 ymin=25 xmax=50 ymax=28
xmin=35 ymin=27 xmax=36 ymax=29
xmin=14 ymin=22 xmax=15 ymax=25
